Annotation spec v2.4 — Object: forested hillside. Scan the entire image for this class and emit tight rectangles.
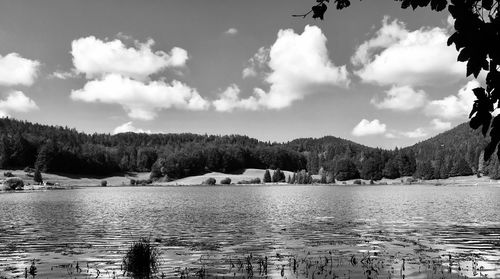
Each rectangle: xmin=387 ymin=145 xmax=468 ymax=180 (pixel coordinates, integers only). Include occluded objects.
xmin=0 ymin=118 xmax=498 ymax=180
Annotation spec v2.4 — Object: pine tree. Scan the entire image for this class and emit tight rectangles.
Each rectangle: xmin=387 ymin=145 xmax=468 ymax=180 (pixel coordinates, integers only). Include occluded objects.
xmin=263 ymin=169 xmax=271 ymax=183
xmin=34 ymin=168 xmax=43 ymax=184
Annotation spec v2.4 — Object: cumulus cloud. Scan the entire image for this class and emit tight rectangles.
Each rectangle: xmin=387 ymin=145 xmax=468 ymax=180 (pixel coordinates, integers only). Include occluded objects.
xmin=112 ymin=121 xmax=152 ymax=134
xmin=237 ymin=25 xmax=349 ymax=110
xmin=0 ymin=53 xmax=40 ymax=86
xmin=213 ymin=84 xmax=260 ymax=112
xmin=224 ymin=28 xmax=238 ymax=35
xmin=353 ymin=17 xmax=464 ymax=87
xmin=0 ymin=91 xmax=38 ymax=117
xmin=425 ymin=80 xmax=479 ymax=120
xmin=352 ymin=119 xmax=386 ymax=136
xmin=430 ymin=118 xmax=452 ymax=130
xmin=401 ymin=127 xmax=428 ymax=138
xmin=71 ymin=74 xmax=209 ymax=120
xmin=71 ymin=36 xmax=188 ymax=80
xmin=371 ymin=85 xmax=427 ymax=111
xmin=242 ymin=47 xmax=270 ymax=79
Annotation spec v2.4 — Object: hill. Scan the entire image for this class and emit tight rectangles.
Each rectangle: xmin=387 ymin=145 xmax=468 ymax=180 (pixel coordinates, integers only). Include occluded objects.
xmin=0 ymin=118 xmax=498 ymax=182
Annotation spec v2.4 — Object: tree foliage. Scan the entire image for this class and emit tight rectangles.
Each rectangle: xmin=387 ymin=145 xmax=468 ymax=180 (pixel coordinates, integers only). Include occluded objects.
xmin=0 ymin=118 xmax=497 ymax=182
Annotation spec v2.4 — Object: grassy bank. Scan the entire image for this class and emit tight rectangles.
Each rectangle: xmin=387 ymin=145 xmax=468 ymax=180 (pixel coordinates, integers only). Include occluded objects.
xmin=2 ymin=168 xmax=499 ymax=188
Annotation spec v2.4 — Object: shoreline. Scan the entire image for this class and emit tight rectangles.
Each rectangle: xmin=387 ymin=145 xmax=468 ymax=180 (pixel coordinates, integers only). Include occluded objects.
xmin=2 ymin=168 xmax=499 ymax=189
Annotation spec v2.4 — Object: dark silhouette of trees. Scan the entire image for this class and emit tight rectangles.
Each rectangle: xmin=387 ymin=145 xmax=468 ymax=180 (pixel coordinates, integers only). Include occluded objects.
xmin=263 ymin=169 xmax=272 ymax=183
xmin=0 ymin=118 xmax=497 ymax=181
xmin=297 ymin=0 xmax=500 ymax=162
xmin=34 ymin=169 xmax=43 ymax=184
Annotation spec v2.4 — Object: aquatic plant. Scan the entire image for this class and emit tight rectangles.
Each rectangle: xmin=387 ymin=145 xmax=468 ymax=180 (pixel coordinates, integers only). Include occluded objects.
xmin=123 ymin=238 xmax=160 ymax=279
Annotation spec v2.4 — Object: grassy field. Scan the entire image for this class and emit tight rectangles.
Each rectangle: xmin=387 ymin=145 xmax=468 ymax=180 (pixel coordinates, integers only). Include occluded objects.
xmin=0 ymin=169 xmax=150 ymax=187
xmin=1 ymin=168 xmax=499 ymax=188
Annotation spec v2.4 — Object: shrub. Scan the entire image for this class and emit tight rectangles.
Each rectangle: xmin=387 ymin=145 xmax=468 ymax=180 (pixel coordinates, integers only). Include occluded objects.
xmin=123 ymin=238 xmax=160 ymax=279
xmin=3 ymin=177 xmax=24 ymax=190
xmin=130 ymin=179 xmax=136 ymax=186
xmin=101 ymin=180 xmax=107 ymax=187
xmin=203 ymin=177 xmax=216 ymax=185
xmin=34 ymin=169 xmax=43 ymax=184
xmin=237 ymin=178 xmax=261 ymax=184
xmin=353 ymin=179 xmax=362 ymax=185
xmin=220 ymin=177 xmax=231 ymax=185
xmin=3 ymin=172 xmax=13 ymax=178
xmin=136 ymin=179 xmax=153 ymax=186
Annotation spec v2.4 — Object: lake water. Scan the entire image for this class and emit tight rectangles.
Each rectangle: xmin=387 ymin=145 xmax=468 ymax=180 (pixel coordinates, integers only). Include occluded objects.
xmin=0 ymin=185 xmax=499 ymax=278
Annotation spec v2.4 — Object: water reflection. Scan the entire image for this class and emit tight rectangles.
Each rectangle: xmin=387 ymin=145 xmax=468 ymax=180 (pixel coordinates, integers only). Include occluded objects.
xmin=0 ymin=185 xmax=498 ymax=278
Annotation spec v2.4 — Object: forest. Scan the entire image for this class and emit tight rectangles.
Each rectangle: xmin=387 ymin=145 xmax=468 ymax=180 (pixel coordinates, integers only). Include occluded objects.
xmin=0 ymin=118 xmax=499 ymax=181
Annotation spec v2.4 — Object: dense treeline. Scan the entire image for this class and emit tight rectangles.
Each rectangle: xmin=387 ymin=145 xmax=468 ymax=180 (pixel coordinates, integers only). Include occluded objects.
xmin=0 ymin=118 xmax=306 ymax=178
xmin=0 ymin=118 xmax=498 ymax=181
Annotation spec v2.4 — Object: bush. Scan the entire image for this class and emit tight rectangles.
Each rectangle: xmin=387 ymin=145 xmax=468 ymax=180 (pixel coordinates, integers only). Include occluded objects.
xmin=3 ymin=177 xmax=24 ymax=190
xmin=101 ymin=180 xmax=107 ymax=187
xmin=220 ymin=177 xmax=231 ymax=185
xmin=136 ymin=179 xmax=153 ymax=186
xmin=130 ymin=179 xmax=136 ymax=186
xmin=353 ymin=179 xmax=362 ymax=185
xmin=237 ymin=178 xmax=261 ymax=184
xmin=123 ymin=238 xmax=160 ymax=279
xmin=203 ymin=177 xmax=216 ymax=185
xmin=3 ymin=172 xmax=13 ymax=178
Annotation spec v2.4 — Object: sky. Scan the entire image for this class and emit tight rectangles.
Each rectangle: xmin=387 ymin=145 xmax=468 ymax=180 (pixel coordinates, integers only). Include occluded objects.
xmin=0 ymin=0 xmax=480 ymax=148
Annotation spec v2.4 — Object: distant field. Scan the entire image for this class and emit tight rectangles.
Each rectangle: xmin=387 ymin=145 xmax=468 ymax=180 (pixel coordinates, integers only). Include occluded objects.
xmin=0 ymin=169 xmax=150 ymax=187
xmin=2 ymin=168 xmax=499 ymax=188
xmin=155 ymin=168 xmax=296 ymax=185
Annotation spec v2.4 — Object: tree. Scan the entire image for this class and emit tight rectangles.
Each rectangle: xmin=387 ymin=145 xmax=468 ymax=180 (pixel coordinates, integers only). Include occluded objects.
xmin=360 ymin=157 xmax=383 ymax=181
xmin=414 ymin=161 xmax=435 ymax=180
xmin=383 ymin=157 xmax=400 ymax=179
xmin=34 ymin=168 xmax=43 ymax=184
xmin=263 ymin=169 xmax=272 ymax=183
xmin=335 ymin=158 xmax=359 ymax=181
xmin=297 ymin=0 xmax=500 ymax=162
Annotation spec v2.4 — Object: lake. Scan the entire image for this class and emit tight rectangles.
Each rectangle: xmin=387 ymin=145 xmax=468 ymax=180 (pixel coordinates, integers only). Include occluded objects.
xmin=0 ymin=184 xmax=499 ymax=278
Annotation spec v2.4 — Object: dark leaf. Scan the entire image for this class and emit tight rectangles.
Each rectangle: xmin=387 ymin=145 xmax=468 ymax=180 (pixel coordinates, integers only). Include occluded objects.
xmin=482 ymin=0 xmax=493 ymax=10
xmin=472 ymin=87 xmax=487 ymax=100
xmin=457 ymin=48 xmax=470 ymax=62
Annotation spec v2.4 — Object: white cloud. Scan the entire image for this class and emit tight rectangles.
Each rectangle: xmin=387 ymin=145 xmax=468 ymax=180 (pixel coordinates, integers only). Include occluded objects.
xmin=430 ymin=118 xmax=452 ymax=130
xmin=224 ymin=28 xmax=238 ymax=35
xmin=112 ymin=122 xmax=152 ymax=134
xmin=352 ymin=119 xmax=386 ymax=136
xmin=71 ymin=74 xmax=209 ymax=120
xmin=237 ymin=25 xmax=349 ymax=110
xmin=401 ymin=127 xmax=428 ymax=138
xmin=0 ymin=91 xmax=38 ymax=117
xmin=242 ymin=47 xmax=269 ymax=79
xmin=353 ymin=17 xmax=464 ymax=87
xmin=0 ymin=53 xmax=40 ymax=86
xmin=71 ymin=36 xmax=188 ymax=80
xmin=385 ymin=132 xmax=397 ymax=139
xmin=213 ymin=84 xmax=259 ymax=112
xmin=425 ymin=80 xmax=479 ymax=120
xmin=50 ymin=70 xmax=76 ymax=80
xmin=371 ymin=85 xmax=427 ymax=111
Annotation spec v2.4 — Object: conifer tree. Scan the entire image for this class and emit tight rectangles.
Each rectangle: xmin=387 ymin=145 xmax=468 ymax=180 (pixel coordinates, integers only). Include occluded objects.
xmin=263 ymin=169 xmax=272 ymax=183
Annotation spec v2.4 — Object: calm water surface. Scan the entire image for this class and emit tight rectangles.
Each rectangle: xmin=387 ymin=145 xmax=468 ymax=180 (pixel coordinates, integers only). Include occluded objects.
xmin=0 ymin=185 xmax=499 ymax=278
